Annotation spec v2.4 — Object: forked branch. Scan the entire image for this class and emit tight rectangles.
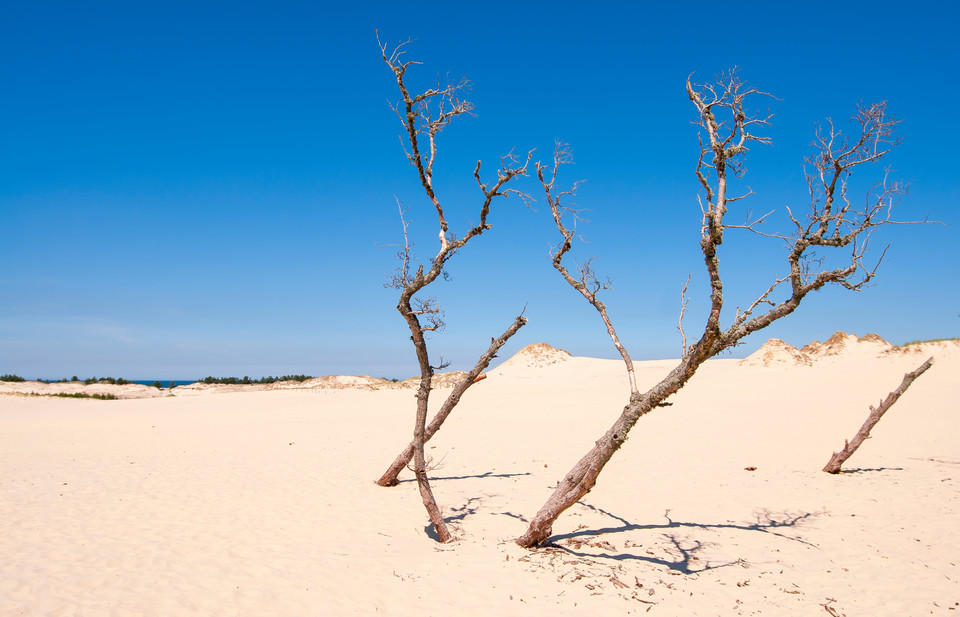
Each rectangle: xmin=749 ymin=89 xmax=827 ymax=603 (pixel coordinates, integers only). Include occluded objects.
xmin=516 ymin=71 xmax=920 ymax=549
xmin=538 ymin=141 xmax=637 ymax=395
xmin=684 ymin=74 xmax=917 ymax=350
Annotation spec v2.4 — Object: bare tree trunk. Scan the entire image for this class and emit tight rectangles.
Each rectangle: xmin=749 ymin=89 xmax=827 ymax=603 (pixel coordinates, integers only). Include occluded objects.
xmin=823 ymin=357 xmax=933 ymax=474
xmin=516 ymin=404 xmax=641 ymax=548
xmin=401 ymin=297 xmax=453 ymax=543
xmin=411 ymin=369 xmax=452 ymax=542
xmin=517 ymin=345 xmax=717 ymax=548
xmin=376 ymin=314 xmax=527 ymax=487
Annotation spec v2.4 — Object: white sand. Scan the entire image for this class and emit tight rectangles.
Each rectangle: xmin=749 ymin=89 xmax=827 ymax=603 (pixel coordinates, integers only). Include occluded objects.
xmin=1 ymin=334 xmax=958 ymax=616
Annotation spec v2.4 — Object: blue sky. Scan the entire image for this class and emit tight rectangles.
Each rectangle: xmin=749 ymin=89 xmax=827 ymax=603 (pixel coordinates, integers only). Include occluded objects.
xmin=2 ymin=1 xmax=957 ymax=379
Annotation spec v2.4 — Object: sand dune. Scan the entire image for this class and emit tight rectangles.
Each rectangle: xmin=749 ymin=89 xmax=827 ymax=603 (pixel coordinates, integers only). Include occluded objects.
xmin=1 ymin=336 xmax=957 ymax=615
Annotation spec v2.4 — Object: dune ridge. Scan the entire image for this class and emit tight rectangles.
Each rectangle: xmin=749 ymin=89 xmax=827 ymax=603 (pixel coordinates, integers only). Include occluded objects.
xmin=5 ymin=335 xmax=952 ymax=399
xmin=739 ymin=331 xmax=958 ymax=368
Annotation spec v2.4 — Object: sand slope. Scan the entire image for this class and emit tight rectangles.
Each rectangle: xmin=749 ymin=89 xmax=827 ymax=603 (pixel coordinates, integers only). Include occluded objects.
xmin=1 ymin=336 xmax=957 ymax=616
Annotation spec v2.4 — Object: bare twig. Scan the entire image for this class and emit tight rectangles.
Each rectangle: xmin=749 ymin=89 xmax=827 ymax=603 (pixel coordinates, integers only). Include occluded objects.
xmin=538 ymin=140 xmax=637 ymax=395
xmin=678 ymin=274 xmax=691 ymax=357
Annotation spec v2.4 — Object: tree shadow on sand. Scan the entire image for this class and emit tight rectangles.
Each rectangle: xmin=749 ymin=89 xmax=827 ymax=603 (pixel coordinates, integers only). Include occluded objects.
xmin=501 ymin=504 xmax=822 ymax=574
xmin=424 ymin=496 xmax=488 ymax=541
xmin=836 ymin=467 xmax=904 ymax=474
xmin=558 ymin=533 xmax=720 ymax=574
xmin=399 ymin=470 xmax=530 ymax=484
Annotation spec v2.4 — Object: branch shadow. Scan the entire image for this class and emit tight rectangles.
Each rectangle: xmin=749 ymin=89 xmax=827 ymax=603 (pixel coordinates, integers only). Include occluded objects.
xmin=554 ymin=534 xmax=725 ymax=574
xmin=399 ymin=470 xmax=530 ymax=484
xmin=837 ymin=467 xmax=904 ymax=474
xmin=423 ymin=496 xmax=486 ymax=541
xmin=444 ymin=495 xmax=485 ymax=523
xmin=512 ymin=504 xmax=822 ymax=574
xmin=555 ymin=503 xmax=819 ymax=546
xmin=500 ymin=510 xmax=529 ymax=523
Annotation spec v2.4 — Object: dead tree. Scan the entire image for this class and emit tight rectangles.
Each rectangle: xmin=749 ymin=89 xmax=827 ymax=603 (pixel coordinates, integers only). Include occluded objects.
xmin=823 ymin=357 xmax=934 ymax=473
xmin=516 ymin=70 xmax=913 ymax=548
xmin=377 ymin=34 xmax=531 ymax=542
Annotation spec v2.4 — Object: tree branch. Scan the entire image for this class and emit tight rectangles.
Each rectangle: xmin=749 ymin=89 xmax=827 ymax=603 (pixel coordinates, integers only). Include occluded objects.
xmin=375 ymin=312 xmax=529 ymax=487
xmin=538 ymin=141 xmax=637 ymax=394
xmin=823 ymin=357 xmax=934 ymax=473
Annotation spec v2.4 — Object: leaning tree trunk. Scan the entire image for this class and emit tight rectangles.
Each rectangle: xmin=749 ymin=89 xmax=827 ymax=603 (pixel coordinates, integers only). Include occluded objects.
xmin=516 ymin=344 xmax=715 ymax=548
xmin=376 ymin=315 xmax=527 ymax=487
xmin=823 ymin=356 xmax=934 ymax=474
xmin=516 ymin=402 xmax=645 ymax=548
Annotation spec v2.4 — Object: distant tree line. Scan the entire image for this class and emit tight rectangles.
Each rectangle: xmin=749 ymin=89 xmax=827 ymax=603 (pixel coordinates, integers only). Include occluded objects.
xmin=1 ymin=374 xmax=317 ymax=387
xmin=199 ymin=375 xmax=314 ymax=385
xmin=0 ymin=375 xmax=98 ymax=384
xmin=81 ymin=376 xmax=133 ymax=385
xmin=27 ymin=376 xmax=133 ymax=385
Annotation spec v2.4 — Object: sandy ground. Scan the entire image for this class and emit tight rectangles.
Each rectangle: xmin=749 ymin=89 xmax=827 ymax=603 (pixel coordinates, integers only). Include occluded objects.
xmin=1 ymin=334 xmax=957 ymax=616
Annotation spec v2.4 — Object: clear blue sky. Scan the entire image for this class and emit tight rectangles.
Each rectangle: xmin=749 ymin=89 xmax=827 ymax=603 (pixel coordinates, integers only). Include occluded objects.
xmin=2 ymin=1 xmax=957 ymax=380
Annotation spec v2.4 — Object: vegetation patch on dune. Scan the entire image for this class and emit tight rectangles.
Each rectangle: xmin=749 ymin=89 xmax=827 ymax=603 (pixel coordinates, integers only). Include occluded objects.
xmin=901 ymin=337 xmax=960 ymax=346
xmin=28 ymin=392 xmax=118 ymax=400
